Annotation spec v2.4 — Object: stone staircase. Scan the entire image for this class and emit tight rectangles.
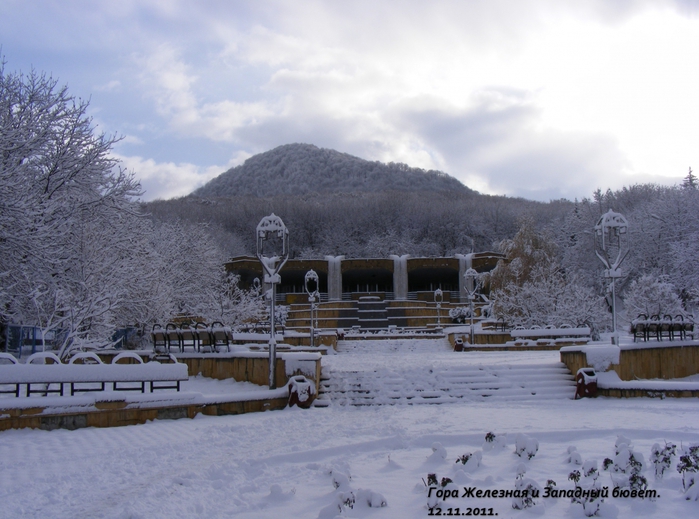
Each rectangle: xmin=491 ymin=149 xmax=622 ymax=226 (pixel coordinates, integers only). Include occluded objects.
xmin=312 ymin=339 xmax=576 ymax=407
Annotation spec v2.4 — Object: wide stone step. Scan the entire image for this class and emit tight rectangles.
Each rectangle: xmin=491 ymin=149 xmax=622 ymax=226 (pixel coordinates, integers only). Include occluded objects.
xmin=315 ymin=362 xmax=576 ymax=407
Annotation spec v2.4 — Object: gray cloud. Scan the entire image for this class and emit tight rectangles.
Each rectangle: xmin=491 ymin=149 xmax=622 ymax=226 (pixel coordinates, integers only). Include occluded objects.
xmin=1 ymin=0 xmax=694 ymax=201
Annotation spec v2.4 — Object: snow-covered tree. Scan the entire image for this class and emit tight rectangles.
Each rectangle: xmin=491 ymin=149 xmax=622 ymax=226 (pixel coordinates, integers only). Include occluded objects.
xmin=0 ymin=62 xmax=149 ymax=354
xmin=623 ymin=275 xmax=684 ymax=320
xmin=490 ymin=220 xmax=608 ymax=331
xmin=493 ymin=263 xmax=607 ymax=330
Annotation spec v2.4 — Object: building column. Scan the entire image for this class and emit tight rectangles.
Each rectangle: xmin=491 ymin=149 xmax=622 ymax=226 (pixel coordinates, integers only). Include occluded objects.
xmin=390 ymin=254 xmax=409 ymax=300
xmin=325 ymin=255 xmax=344 ymax=301
xmin=456 ymin=253 xmax=473 ymax=303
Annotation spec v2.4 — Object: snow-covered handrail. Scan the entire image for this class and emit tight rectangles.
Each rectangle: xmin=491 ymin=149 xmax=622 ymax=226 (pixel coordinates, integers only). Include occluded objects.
xmin=0 ymin=352 xmax=19 ymax=364
xmin=68 ymin=352 xmax=104 ymax=364
xmin=113 ymin=351 xmax=145 ymax=364
xmin=26 ymin=352 xmax=62 ymax=364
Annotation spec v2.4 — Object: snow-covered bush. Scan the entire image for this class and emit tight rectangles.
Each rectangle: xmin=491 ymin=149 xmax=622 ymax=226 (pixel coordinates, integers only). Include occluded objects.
xmin=483 ymin=431 xmax=507 ymax=451
xmin=514 ymin=433 xmax=539 ymax=460
xmin=650 ymin=442 xmax=676 ymax=479
xmin=321 ymin=469 xmax=387 ymax=518
xmin=603 ymin=438 xmax=650 ymax=497
xmin=512 ymin=464 xmax=541 ymax=510
xmin=428 ymin=442 xmax=447 ymax=461
xmin=567 ymin=446 xmax=583 ymax=465
xmin=275 ymin=304 xmax=289 ymax=328
xmin=569 ymin=460 xmax=604 ymax=516
xmin=448 ymin=306 xmax=471 ymax=323
xmin=678 ymin=444 xmax=699 ymax=500
xmin=425 ymin=473 xmax=456 ymax=510
xmin=455 ymin=450 xmax=482 ymax=471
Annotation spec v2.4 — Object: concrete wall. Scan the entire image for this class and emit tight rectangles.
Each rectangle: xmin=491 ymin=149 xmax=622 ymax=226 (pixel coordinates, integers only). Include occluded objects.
xmin=560 ymin=344 xmax=699 ymax=380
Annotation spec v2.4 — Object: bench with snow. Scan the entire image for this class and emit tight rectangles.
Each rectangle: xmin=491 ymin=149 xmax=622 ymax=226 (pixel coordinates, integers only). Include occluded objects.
xmin=0 ymin=352 xmax=188 ymax=398
xmin=631 ymin=314 xmax=694 ymax=342
xmin=152 ymin=322 xmax=231 ymax=353
xmin=509 ymin=326 xmax=591 ymax=344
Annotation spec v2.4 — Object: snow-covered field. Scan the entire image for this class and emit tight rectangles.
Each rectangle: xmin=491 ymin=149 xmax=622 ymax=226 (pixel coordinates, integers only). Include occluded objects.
xmin=1 ymin=340 xmax=698 ymax=518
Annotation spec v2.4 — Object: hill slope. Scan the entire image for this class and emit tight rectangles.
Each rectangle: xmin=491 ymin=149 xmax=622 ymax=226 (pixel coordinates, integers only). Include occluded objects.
xmin=192 ymin=143 xmax=473 ymax=198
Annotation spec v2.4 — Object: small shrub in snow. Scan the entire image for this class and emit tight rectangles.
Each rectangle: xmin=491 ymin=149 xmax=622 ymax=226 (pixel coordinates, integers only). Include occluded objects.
xmin=330 ymin=470 xmax=351 ymax=490
xmin=650 ymin=442 xmax=676 ymax=479
xmin=456 ymin=453 xmax=471 ymax=464
xmin=483 ymin=432 xmax=507 ymax=451
xmin=429 ymin=442 xmax=447 ymax=461
xmin=426 ymin=473 xmax=438 ymax=487
xmin=569 ymin=460 xmax=604 ymax=517
xmin=567 ymin=446 xmax=583 ymax=465
xmin=425 ymin=473 xmax=456 ymax=510
xmin=455 ymin=450 xmax=482 ymax=470
xmin=678 ymin=444 xmax=699 ymax=501
xmin=614 ymin=435 xmax=632 ymax=454
xmin=603 ymin=441 xmax=651 ymax=499
xmin=514 ymin=433 xmax=539 ymax=460
xmin=511 ymin=466 xmax=541 ymax=510
xmin=355 ymin=488 xmax=387 ymax=508
xmin=339 ymin=491 xmax=355 ymax=509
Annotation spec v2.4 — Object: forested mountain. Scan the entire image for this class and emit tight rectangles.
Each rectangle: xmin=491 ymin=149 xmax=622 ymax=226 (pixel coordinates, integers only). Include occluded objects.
xmin=193 ymin=143 xmax=473 ymax=198
xmin=148 ymin=189 xmax=571 ymax=259
xmin=151 ymin=144 xmax=572 ymax=258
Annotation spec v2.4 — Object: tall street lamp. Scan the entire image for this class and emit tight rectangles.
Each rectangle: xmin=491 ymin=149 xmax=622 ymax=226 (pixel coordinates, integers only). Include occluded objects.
xmin=305 ymin=269 xmax=320 ymax=348
xmin=256 ymin=214 xmax=289 ymax=389
xmin=464 ymin=268 xmax=481 ymax=345
xmin=434 ymin=288 xmax=443 ymax=329
xmin=594 ymin=209 xmax=629 ymax=345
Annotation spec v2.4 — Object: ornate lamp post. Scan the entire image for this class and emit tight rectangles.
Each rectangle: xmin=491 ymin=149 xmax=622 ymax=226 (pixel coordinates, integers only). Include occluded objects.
xmin=256 ymin=214 xmax=289 ymax=389
xmin=594 ymin=209 xmax=629 ymax=345
xmin=434 ymin=288 xmax=443 ymax=328
xmin=464 ymin=268 xmax=481 ymax=345
xmin=305 ymin=269 xmax=320 ymax=348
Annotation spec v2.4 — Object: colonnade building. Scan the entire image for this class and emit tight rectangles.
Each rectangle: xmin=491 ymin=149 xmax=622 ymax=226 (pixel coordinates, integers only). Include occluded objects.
xmin=226 ymin=253 xmax=503 ymax=304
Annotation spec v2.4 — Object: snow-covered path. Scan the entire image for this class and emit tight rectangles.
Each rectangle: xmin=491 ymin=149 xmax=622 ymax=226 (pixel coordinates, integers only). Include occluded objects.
xmin=1 ymin=343 xmax=698 ymax=518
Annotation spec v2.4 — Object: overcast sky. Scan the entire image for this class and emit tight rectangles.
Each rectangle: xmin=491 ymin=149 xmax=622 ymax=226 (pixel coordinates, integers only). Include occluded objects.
xmin=1 ymin=0 xmax=698 ymax=201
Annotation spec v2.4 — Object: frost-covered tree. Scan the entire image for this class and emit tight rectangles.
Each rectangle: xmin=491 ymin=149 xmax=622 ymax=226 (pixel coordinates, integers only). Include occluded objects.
xmin=490 ymin=220 xmax=608 ymax=331
xmin=0 ymin=62 xmax=150 ymax=354
xmin=493 ymin=263 xmax=607 ymax=330
xmin=623 ymin=275 xmax=684 ymax=320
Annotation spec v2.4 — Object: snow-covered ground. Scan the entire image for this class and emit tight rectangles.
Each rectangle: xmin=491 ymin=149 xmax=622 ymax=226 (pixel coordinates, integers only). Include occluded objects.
xmin=1 ymin=339 xmax=698 ymax=518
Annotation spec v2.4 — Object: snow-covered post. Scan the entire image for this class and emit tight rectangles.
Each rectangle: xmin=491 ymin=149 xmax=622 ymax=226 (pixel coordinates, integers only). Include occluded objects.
xmin=594 ymin=210 xmax=629 ymax=345
xmin=256 ymin=214 xmax=289 ymax=389
xmin=464 ymin=268 xmax=481 ymax=345
xmin=434 ymin=288 xmax=443 ymax=328
xmin=305 ymin=269 xmax=320 ymax=348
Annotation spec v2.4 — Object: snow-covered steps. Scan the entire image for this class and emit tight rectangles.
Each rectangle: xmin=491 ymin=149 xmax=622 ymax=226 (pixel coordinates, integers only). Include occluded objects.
xmin=335 ymin=338 xmax=452 ymax=354
xmin=314 ymin=362 xmax=576 ymax=407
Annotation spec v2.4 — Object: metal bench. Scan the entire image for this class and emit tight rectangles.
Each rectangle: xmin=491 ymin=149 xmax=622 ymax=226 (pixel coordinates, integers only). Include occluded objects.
xmin=0 ymin=352 xmax=188 ymax=398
